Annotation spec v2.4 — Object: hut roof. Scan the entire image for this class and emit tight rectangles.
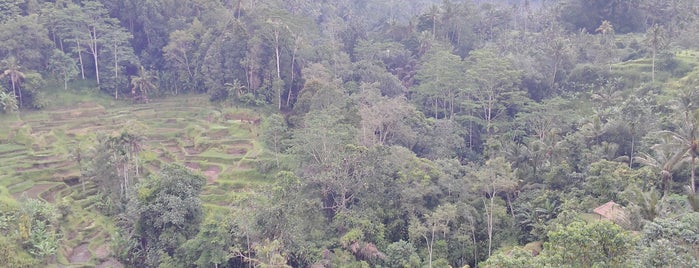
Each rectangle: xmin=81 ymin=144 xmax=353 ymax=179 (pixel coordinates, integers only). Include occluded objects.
xmin=593 ymin=201 xmax=623 ymax=221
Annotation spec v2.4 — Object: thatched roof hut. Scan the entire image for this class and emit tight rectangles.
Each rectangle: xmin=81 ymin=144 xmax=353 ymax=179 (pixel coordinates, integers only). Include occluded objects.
xmin=593 ymin=201 xmax=625 ymax=222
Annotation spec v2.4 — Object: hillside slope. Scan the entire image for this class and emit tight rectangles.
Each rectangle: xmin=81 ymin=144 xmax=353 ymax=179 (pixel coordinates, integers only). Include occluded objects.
xmin=0 ymin=95 xmax=265 ymax=266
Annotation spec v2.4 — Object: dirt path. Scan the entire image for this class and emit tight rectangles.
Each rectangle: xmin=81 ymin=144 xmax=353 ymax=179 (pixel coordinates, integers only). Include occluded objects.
xmin=95 ymin=244 xmax=111 ymax=259
xmin=40 ymin=184 xmax=66 ymax=203
xmin=203 ymin=165 xmax=222 ymax=183
xmin=68 ymin=243 xmax=91 ymax=263
xmin=12 ymin=183 xmax=54 ymax=199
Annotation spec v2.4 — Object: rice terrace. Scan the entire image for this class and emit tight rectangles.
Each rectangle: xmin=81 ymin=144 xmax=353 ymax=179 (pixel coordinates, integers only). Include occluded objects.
xmin=2 ymin=0 xmax=699 ymax=267
xmin=1 ymin=91 xmax=266 ymax=266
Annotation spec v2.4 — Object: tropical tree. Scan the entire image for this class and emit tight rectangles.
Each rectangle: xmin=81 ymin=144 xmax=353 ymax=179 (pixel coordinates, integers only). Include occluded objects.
xmin=0 ymin=0 xmax=20 ymax=23
xmin=540 ymin=221 xmax=634 ymax=267
xmin=261 ymin=113 xmax=289 ymax=168
xmin=162 ymin=19 xmax=204 ymax=94
xmin=79 ymin=0 xmax=130 ymax=87
xmin=595 ymin=20 xmax=614 ymax=40
xmin=595 ymin=20 xmax=617 ymax=71
xmin=470 ymin=157 xmax=518 ymax=257
xmin=645 ymin=24 xmax=667 ymax=83
xmin=409 ymin=203 xmax=457 ymax=268
xmin=616 ymin=96 xmax=655 ymax=167
xmin=47 ymin=49 xmax=78 ymax=90
xmin=261 ymin=10 xmax=309 ymax=110
xmin=126 ymin=164 xmax=206 ymax=267
xmin=163 ymin=29 xmax=195 ymax=79
xmin=465 ymin=48 xmax=523 ymax=139
xmin=0 ymin=56 xmax=24 ymax=108
xmin=413 ymin=45 xmax=465 ymax=120
xmin=633 ymin=212 xmax=699 ymax=267
xmin=0 ymin=90 xmax=17 ymax=113
xmin=544 ymin=35 xmax=573 ymax=89
xmin=130 ymin=66 xmax=157 ymax=102
xmin=634 ymin=133 xmax=689 ymax=195
xmin=180 ymin=212 xmax=244 ymax=268
xmin=669 ymin=79 xmax=699 ymax=195
xmin=224 ymin=79 xmax=246 ymax=105
xmin=83 ymin=131 xmax=144 ymax=212
xmin=102 ymin=23 xmax=138 ymax=97
xmin=0 ymin=14 xmax=53 ymax=71
xmin=48 ymin=2 xmax=90 ymax=80
xmin=356 ymin=83 xmax=415 ymax=146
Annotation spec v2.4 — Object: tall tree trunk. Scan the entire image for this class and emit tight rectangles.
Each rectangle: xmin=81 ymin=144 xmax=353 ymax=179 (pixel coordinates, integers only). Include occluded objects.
xmin=434 ymin=98 xmax=438 ymax=119
xmin=64 ymin=71 xmax=68 ymax=90
xmin=629 ymin=135 xmax=635 ymax=167
xmin=10 ymin=78 xmax=18 ymax=107
xmin=488 ymin=196 xmax=493 ymax=257
xmin=236 ymin=0 xmax=242 ymax=19
xmin=551 ymin=58 xmax=559 ymax=88
xmin=114 ymin=42 xmax=118 ymax=79
xmin=692 ymin=155 xmax=696 ymax=194
xmin=274 ymin=30 xmax=282 ymax=110
xmin=114 ymin=42 xmax=119 ymax=99
xmin=274 ymin=31 xmax=281 ymax=79
xmin=286 ymin=45 xmax=297 ymax=107
xmin=423 ymin=232 xmax=434 ymax=268
xmin=277 ymin=85 xmax=281 ymax=111
xmin=76 ymin=39 xmax=85 ymax=79
xmin=483 ymin=196 xmax=494 ymax=258
xmin=506 ymin=192 xmax=515 ymax=219
xmin=16 ymin=79 xmax=21 ymax=109
xmin=432 ymin=12 xmax=436 ymax=40
xmin=183 ymin=52 xmax=193 ymax=79
xmin=651 ymin=49 xmax=656 ymax=83
xmin=91 ymin=26 xmax=100 ymax=85
xmin=449 ymin=90 xmax=456 ymax=119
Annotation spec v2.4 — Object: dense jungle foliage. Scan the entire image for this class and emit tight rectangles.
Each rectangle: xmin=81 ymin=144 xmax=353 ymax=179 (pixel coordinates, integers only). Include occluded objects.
xmin=1 ymin=0 xmax=699 ymax=267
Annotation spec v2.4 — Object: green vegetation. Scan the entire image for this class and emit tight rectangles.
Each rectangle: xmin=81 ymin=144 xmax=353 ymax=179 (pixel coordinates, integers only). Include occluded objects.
xmin=2 ymin=0 xmax=699 ymax=267
xmin=0 ymin=92 xmax=262 ymax=266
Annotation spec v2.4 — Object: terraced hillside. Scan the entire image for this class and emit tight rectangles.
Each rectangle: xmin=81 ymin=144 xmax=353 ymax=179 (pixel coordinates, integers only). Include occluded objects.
xmin=0 ymin=95 xmax=266 ymax=267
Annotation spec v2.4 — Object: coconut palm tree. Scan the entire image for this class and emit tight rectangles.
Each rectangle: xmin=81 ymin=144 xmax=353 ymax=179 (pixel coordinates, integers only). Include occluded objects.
xmin=645 ymin=24 xmax=666 ymax=83
xmin=0 ymin=57 xmax=25 ymax=108
xmin=596 ymin=20 xmax=616 ymax=71
xmin=634 ymin=134 xmax=689 ymax=195
xmin=660 ymin=127 xmax=699 ymax=196
xmin=130 ymin=66 xmax=157 ymax=102
xmin=596 ymin=20 xmax=614 ymax=41
xmin=224 ymin=79 xmax=246 ymax=104
xmin=661 ymin=84 xmax=699 ymax=194
xmin=107 ymin=131 xmax=144 ymax=198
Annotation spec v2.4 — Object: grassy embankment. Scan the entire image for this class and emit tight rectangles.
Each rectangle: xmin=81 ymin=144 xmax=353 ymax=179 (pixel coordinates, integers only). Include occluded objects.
xmin=0 ymin=87 xmax=270 ymax=267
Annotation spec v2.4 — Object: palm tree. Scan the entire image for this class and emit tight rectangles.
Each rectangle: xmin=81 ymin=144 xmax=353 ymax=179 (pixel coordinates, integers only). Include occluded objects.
xmin=595 ymin=20 xmax=614 ymax=41
xmin=634 ymin=134 xmax=689 ymax=195
xmin=631 ymin=85 xmax=699 ymax=196
xmin=645 ymin=24 xmax=666 ymax=83
xmin=596 ymin=20 xmax=615 ymax=71
xmin=224 ymin=79 xmax=246 ymax=104
xmin=428 ymin=4 xmax=440 ymax=40
xmin=546 ymin=37 xmax=571 ymax=88
xmin=626 ymin=186 xmax=660 ymax=221
xmin=107 ymin=131 xmax=144 ymax=198
xmin=130 ymin=66 xmax=157 ymax=102
xmin=661 ymin=85 xmax=699 ymax=194
xmin=0 ymin=57 xmax=25 ymax=108
xmin=660 ymin=127 xmax=699 ymax=196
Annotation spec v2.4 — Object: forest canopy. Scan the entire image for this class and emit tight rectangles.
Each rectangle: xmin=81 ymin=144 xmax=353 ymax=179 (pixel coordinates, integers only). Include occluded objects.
xmin=1 ymin=0 xmax=699 ymax=267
